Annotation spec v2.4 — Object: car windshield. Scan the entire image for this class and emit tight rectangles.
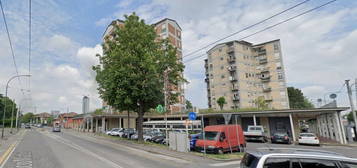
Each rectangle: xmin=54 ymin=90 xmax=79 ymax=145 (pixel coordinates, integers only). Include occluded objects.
xmin=274 ymin=133 xmax=287 ymax=137
xmin=249 ymin=127 xmax=262 ymax=132
xmin=203 ymin=131 xmax=219 ymax=141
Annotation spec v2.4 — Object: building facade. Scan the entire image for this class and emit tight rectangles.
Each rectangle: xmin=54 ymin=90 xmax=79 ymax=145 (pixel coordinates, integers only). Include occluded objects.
xmin=205 ymin=40 xmax=290 ymax=110
xmin=82 ymin=96 xmax=90 ymax=114
xmin=102 ymin=18 xmax=185 ymax=113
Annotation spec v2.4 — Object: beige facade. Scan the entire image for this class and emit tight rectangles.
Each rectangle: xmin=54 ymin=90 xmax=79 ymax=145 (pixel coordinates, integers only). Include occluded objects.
xmin=102 ymin=18 xmax=185 ymax=113
xmin=205 ymin=40 xmax=290 ymax=110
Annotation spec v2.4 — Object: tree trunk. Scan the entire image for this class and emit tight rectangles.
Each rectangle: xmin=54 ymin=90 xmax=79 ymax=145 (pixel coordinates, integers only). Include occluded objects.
xmin=127 ymin=111 xmax=130 ymax=128
xmin=137 ymin=105 xmax=144 ymax=142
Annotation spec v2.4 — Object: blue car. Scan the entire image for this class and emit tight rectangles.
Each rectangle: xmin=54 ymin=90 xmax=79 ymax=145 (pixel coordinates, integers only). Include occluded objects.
xmin=189 ymin=133 xmax=202 ymax=150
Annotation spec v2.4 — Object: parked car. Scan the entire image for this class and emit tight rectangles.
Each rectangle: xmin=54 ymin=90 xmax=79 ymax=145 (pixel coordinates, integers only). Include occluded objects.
xmin=150 ymin=132 xmax=166 ymax=144
xmin=240 ymin=148 xmax=357 ymax=168
xmin=298 ymin=133 xmax=320 ymax=146
xmin=189 ymin=133 xmax=202 ymax=150
xmin=271 ymin=132 xmax=291 ymax=144
xmin=25 ymin=124 xmax=31 ymax=129
xmin=122 ymin=128 xmax=136 ymax=138
xmin=111 ymin=128 xmax=124 ymax=136
xmin=244 ymin=125 xmax=268 ymax=142
xmin=195 ymin=124 xmax=245 ymax=154
xmin=106 ymin=128 xmax=120 ymax=136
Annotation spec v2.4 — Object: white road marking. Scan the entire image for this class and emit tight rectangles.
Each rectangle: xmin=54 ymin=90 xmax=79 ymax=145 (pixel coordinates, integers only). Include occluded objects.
xmin=42 ymin=132 xmax=123 ymax=168
xmin=210 ymin=160 xmax=241 ymax=167
xmin=66 ymin=131 xmax=189 ymax=164
xmin=0 ymin=130 xmax=26 ymax=168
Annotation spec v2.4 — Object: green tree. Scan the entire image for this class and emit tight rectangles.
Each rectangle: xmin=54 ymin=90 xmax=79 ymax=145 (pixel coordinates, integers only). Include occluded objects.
xmin=347 ymin=111 xmax=356 ymax=122
xmin=93 ymin=108 xmax=105 ymax=115
xmin=287 ymin=87 xmax=314 ymax=109
xmin=216 ymin=97 xmax=227 ymax=110
xmin=254 ymin=96 xmax=268 ymax=110
xmin=47 ymin=116 xmax=54 ymax=125
xmin=93 ymin=13 xmax=185 ymax=141
xmin=186 ymin=100 xmax=193 ymax=109
xmin=21 ymin=112 xmax=34 ymax=123
xmin=0 ymin=95 xmax=18 ymax=126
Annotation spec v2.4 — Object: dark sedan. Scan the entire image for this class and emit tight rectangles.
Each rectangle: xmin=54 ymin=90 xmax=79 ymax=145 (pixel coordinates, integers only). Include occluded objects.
xmin=271 ymin=132 xmax=291 ymax=144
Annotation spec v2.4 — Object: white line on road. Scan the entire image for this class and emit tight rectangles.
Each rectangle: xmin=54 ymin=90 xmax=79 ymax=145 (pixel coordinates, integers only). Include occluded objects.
xmin=0 ymin=130 xmax=26 ymax=168
xmin=42 ymin=132 xmax=123 ymax=168
xmin=210 ymin=160 xmax=241 ymax=167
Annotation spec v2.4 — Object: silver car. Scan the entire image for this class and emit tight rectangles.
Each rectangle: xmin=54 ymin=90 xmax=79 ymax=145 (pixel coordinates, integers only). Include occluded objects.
xmin=240 ymin=148 xmax=357 ymax=168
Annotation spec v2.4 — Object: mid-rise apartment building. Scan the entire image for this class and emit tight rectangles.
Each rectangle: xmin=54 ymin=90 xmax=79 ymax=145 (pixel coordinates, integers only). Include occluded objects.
xmin=102 ymin=18 xmax=185 ymax=113
xmin=204 ymin=40 xmax=289 ymax=110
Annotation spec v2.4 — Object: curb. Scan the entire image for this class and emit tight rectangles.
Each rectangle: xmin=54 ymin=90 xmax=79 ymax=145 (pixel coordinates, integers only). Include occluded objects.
xmin=0 ymin=142 xmax=16 ymax=166
xmin=321 ymin=143 xmax=357 ymax=147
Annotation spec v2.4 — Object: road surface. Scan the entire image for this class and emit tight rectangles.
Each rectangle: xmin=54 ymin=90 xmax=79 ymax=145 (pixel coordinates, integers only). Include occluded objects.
xmin=2 ymin=129 xmax=239 ymax=168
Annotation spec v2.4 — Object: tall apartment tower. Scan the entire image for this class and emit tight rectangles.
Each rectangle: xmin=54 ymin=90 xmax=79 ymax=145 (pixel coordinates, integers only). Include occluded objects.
xmin=204 ymin=40 xmax=290 ymax=110
xmin=82 ymin=96 xmax=90 ymax=114
xmin=103 ymin=18 xmax=185 ymax=113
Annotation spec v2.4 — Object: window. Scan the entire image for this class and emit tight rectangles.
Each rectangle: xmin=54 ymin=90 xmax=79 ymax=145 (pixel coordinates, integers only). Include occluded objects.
xmin=210 ymin=74 xmax=213 ymax=79
xmin=221 ymin=75 xmax=225 ymax=79
xmin=241 ymin=153 xmax=259 ymax=168
xmin=210 ymin=64 xmax=213 ymax=71
xmin=278 ymin=72 xmax=283 ymax=80
xmin=220 ymin=57 xmax=223 ymax=60
xmin=274 ymin=53 xmax=280 ymax=59
xmin=221 ymin=66 xmax=224 ymax=70
xmin=219 ymin=48 xmax=222 ymax=52
xmin=299 ymin=159 xmax=337 ymax=168
xmin=263 ymin=158 xmax=290 ymax=168
xmin=246 ymin=73 xmax=248 ymax=78
xmin=274 ymin=43 xmax=279 ymax=51
xmin=161 ymin=24 xmax=167 ymax=33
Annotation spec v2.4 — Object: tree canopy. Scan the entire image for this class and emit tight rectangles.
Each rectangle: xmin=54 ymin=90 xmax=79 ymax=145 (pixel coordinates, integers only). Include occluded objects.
xmin=93 ymin=13 xmax=185 ymax=141
xmin=185 ymin=100 xmax=193 ymax=109
xmin=254 ymin=96 xmax=268 ymax=110
xmin=0 ymin=95 xmax=18 ymax=120
xmin=287 ymin=87 xmax=314 ymax=109
xmin=21 ymin=112 xmax=34 ymax=123
xmin=217 ymin=97 xmax=227 ymax=110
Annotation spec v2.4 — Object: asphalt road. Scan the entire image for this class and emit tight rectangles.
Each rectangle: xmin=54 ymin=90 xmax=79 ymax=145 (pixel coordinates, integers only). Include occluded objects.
xmin=245 ymin=141 xmax=357 ymax=158
xmin=2 ymin=129 xmax=240 ymax=168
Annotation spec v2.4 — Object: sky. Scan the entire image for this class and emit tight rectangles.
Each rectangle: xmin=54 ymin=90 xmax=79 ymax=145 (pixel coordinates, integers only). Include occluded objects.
xmin=0 ymin=0 xmax=357 ymax=114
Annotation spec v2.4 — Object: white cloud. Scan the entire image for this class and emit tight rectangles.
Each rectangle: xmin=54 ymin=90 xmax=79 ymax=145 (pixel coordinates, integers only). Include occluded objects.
xmin=95 ymin=0 xmax=357 ymax=108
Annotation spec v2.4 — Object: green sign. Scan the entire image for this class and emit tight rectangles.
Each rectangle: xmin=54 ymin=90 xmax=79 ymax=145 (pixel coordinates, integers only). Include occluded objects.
xmin=156 ymin=104 xmax=165 ymax=114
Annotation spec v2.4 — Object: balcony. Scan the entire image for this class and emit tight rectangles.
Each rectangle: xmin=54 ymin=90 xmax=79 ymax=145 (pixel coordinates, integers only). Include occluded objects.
xmin=232 ymin=85 xmax=239 ymax=91
xmin=227 ymin=66 xmax=237 ymax=72
xmin=227 ymin=56 xmax=236 ymax=63
xmin=265 ymin=97 xmax=273 ymax=102
xmin=205 ymin=78 xmax=209 ymax=83
xmin=227 ymin=46 xmax=234 ymax=53
xmin=204 ymin=63 xmax=208 ymax=69
xmin=263 ymin=87 xmax=272 ymax=92
xmin=261 ymin=67 xmax=270 ymax=73
xmin=258 ymin=49 xmax=266 ymax=56
xmin=233 ymin=96 xmax=240 ymax=101
xmin=229 ymin=76 xmax=237 ymax=82
xmin=260 ymin=75 xmax=271 ymax=82
xmin=259 ymin=58 xmax=268 ymax=64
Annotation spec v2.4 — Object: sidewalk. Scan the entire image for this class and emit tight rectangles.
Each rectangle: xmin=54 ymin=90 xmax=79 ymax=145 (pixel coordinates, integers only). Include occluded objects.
xmin=0 ymin=129 xmax=25 ymax=166
xmin=64 ymin=129 xmax=236 ymax=162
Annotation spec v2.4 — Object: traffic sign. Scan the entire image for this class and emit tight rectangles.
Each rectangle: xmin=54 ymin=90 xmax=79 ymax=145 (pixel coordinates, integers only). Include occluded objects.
xmin=156 ymin=104 xmax=165 ymax=114
xmin=188 ymin=112 xmax=197 ymax=120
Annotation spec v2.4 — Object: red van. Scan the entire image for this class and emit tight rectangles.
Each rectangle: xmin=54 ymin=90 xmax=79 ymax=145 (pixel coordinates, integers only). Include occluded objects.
xmin=195 ymin=125 xmax=246 ymax=154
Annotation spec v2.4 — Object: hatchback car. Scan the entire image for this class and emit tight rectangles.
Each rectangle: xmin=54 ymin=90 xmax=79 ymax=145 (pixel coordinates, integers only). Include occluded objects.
xmin=240 ymin=148 xmax=357 ymax=168
xmin=271 ymin=132 xmax=291 ymax=144
xmin=298 ymin=133 xmax=319 ymax=146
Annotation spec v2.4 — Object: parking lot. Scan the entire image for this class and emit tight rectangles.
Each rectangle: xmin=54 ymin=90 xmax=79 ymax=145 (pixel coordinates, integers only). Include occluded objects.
xmin=245 ymin=141 xmax=357 ymax=158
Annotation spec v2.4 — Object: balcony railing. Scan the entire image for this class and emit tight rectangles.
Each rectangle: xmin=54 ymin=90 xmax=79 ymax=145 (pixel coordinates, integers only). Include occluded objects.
xmin=259 ymin=58 xmax=268 ymax=64
xmin=227 ymin=57 xmax=236 ymax=63
xmin=229 ymin=76 xmax=237 ymax=82
xmin=227 ymin=66 xmax=237 ymax=72
xmin=233 ymin=96 xmax=240 ymax=101
xmin=263 ymin=87 xmax=272 ymax=92
xmin=261 ymin=67 xmax=270 ymax=73
xmin=232 ymin=85 xmax=239 ymax=91
xmin=264 ymin=97 xmax=273 ymax=102
xmin=260 ymin=75 xmax=271 ymax=82
xmin=227 ymin=46 xmax=234 ymax=53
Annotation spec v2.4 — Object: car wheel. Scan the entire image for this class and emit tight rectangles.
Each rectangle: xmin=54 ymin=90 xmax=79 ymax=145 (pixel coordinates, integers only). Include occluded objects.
xmin=217 ymin=148 xmax=224 ymax=154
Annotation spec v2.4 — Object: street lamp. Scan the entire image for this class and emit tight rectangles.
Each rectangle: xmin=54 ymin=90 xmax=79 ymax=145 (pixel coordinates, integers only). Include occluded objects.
xmin=2 ymin=74 xmax=31 ymax=139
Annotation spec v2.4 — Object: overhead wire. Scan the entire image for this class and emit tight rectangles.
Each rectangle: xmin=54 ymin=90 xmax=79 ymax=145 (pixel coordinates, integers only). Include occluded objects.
xmin=183 ymin=0 xmax=337 ymax=63
xmin=182 ymin=0 xmax=311 ymax=59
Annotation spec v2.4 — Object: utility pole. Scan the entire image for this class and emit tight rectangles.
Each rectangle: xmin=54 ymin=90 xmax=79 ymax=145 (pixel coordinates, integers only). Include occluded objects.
xmin=346 ymin=80 xmax=357 ymax=135
xmin=164 ymin=69 xmax=169 ymax=145
xmin=16 ymin=105 xmax=20 ymax=131
xmin=10 ymin=99 xmax=15 ymax=134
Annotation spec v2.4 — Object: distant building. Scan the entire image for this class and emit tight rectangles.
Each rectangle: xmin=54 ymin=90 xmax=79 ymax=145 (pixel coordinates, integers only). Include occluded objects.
xmin=51 ymin=110 xmax=60 ymax=118
xmin=102 ymin=18 xmax=185 ymax=113
xmin=82 ymin=96 xmax=90 ymax=114
xmin=204 ymin=39 xmax=290 ymax=110
xmin=54 ymin=112 xmax=78 ymax=128
xmin=34 ymin=112 xmax=51 ymax=124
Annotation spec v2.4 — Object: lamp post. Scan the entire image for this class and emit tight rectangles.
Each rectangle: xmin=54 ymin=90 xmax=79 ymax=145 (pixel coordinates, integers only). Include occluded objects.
xmin=2 ymin=74 xmax=31 ymax=139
